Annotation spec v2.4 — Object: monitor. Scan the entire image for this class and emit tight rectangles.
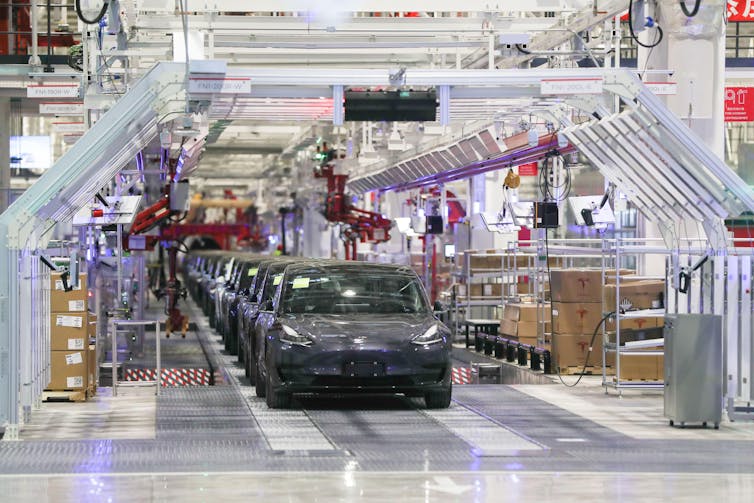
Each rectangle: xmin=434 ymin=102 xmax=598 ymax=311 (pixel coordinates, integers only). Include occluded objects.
xmin=10 ymin=135 xmax=51 ymax=172
xmin=443 ymin=243 xmax=456 ymax=258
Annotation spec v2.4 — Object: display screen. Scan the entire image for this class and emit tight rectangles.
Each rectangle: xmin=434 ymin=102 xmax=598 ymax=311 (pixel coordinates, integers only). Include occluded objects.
xmin=10 ymin=135 xmax=52 ymax=172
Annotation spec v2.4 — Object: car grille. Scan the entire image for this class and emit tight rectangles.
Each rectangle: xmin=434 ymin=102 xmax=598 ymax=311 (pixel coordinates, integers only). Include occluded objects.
xmin=308 ymin=373 xmax=442 ymax=388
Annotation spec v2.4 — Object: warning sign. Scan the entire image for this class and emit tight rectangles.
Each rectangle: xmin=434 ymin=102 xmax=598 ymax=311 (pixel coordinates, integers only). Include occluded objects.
xmin=725 ymin=87 xmax=754 ymax=122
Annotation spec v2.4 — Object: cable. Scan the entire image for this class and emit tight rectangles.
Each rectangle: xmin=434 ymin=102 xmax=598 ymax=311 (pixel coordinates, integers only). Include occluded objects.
xmin=679 ymin=0 xmax=701 ymax=17
xmin=557 ymin=310 xmax=615 ymax=387
xmin=628 ymin=0 xmax=664 ymax=49
xmin=75 ymin=0 xmax=109 ymax=25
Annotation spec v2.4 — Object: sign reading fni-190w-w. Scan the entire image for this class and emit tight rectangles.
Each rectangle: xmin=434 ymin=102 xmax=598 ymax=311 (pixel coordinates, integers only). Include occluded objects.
xmin=188 ymin=77 xmax=251 ymax=94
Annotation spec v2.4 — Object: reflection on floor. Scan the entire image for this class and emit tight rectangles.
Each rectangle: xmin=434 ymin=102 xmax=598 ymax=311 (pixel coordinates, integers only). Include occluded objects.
xmin=3 ymin=471 xmax=754 ymax=503
xmin=19 ymin=386 xmax=156 ymax=441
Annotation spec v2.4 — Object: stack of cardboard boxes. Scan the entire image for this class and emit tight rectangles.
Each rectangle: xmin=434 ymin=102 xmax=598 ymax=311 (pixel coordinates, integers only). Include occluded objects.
xmin=549 ymin=269 xmax=666 ymax=378
xmin=499 ymin=303 xmax=551 ymax=347
xmin=549 ymin=269 xmax=608 ymax=372
xmin=605 ymin=279 xmax=665 ymax=381
xmin=48 ymin=272 xmax=97 ymax=398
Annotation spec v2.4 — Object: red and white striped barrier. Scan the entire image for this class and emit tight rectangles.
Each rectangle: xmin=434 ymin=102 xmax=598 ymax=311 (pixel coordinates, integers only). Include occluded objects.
xmin=451 ymin=367 xmax=472 ymax=385
xmin=124 ymin=368 xmax=212 ymax=386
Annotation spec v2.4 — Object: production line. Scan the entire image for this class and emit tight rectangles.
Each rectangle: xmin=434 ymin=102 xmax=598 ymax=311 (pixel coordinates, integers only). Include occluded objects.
xmin=1 ymin=1 xmax=754 ymax=501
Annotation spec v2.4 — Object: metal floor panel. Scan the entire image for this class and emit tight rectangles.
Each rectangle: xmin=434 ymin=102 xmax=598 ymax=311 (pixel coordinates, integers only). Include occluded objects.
xmin=2 ymin=298 xmax=754 ymax=476
xmin=422 ymin=403 xmax=544 ymax=456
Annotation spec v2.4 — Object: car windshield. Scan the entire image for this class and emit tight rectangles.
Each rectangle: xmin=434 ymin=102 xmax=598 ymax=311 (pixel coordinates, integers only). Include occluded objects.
xmin=281 ymin=270 xmax=429 ymax=314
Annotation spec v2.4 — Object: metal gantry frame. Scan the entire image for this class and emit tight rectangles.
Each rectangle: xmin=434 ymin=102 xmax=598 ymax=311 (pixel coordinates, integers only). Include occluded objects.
xmin=3 ymin=63 xmax=754 ymax=436
xmin=0 ymin=61 xmax=187 ymax=439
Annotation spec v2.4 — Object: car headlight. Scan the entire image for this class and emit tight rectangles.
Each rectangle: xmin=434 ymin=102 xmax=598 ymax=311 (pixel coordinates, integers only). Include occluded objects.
xmin=411 ymin=324 xmax=443 ymax=346
xmin=280 ymin=324 xmax=314 ymax=347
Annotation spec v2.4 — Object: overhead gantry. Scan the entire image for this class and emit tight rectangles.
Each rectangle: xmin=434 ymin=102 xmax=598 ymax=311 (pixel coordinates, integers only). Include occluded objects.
xmin=2 ymin=62 xmax=754 ymax=438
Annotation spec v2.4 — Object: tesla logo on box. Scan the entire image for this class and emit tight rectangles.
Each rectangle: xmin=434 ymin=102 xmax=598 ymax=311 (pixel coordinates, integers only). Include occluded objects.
xmin=725 ymin=87 xmax=754 ymax=122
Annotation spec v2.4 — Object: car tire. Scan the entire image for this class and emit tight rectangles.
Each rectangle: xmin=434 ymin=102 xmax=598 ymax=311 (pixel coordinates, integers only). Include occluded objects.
xmin=265 ymin=376 xmax=291 ymax=409
xmin=424 ymin=386 xmax=452 ymax=409
xmin=255 ymin=365 xmax=266 ymax=398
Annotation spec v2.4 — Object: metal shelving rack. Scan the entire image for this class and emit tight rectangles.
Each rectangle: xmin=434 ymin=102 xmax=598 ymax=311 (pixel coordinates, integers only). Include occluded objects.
xmin=601 ymin=238 xmax=670 ymax=393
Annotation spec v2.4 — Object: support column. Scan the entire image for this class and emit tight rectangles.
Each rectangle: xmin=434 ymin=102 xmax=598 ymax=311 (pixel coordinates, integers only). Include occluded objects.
xmin=637 ymin=1 xmax=726 ymax=273
xmin=0 ymin=98 xmax=9 ymax=213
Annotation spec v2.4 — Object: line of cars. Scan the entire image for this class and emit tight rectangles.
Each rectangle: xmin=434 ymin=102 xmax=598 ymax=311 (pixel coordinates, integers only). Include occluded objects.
xmin=183 ymin=251 xmax=453 ymax=409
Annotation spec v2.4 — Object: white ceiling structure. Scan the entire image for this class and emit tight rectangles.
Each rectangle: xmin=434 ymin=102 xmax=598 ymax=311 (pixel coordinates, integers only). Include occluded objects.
xmin=0 ymin=0 xmax=628 ymax=196
xmin=66 ymin=0 xmax=625 ymax=188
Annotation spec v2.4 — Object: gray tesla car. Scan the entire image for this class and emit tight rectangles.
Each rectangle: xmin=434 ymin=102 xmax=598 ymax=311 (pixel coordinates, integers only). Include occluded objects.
xmin=255 ymin=261 xmax=452 ymax=409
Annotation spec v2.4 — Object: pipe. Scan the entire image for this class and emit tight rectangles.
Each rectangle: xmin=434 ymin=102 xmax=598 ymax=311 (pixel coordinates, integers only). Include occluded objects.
xmin=44 ymin=0 xmax=52 ymax=72
xmin=29 ymin=0 xmax=39 ymax=65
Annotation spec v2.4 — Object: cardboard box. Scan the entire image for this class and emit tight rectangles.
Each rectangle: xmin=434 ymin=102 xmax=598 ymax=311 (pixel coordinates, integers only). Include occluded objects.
xmin=504 ymin=303 xmax=551 ymax=322
xmin=552 ymin=333 xmax=608 ymax=369
xmin=87 ymin=313 xmax=97 ymax=340
xmin=517 ymin=321 xmax=551 ymax=338
xmin=50 ymin=272 xmax=88 ymax=313
xmin=552 ymin=302 xmax=604 ymax=335
xmin=88 ymin=344 xmax=97 ymax=392
xmin=469 ymin=284 xmax=484 ymax=297
xmin=500 ymin=318 xmax=518 ymax=337
xmin=499 ymin=319 xmax=550 ymax=339
xmin=605 ymin=280 xmax=665 ymax=310
xmin=51 ymin=312 xmax=88 ymax=351
xmin=605 ymin=315 xmax=663 ymax=332
xmin=618 ymin=353 xmax=663 ymax=381
xmin=604 ymin=269 xmax=637 ymax=283
xmin=482 ymin=283 xmax=503 ymax=297
xmin=518 ymin=335 xmax=538 ymax=346
xmin=48 ymin=350 xmax=88 ymax=390
xmin=549 ymin=269 xmax=603 ymax=302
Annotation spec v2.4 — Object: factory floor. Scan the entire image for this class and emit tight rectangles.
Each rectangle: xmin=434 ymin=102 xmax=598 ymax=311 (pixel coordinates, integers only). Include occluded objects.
xmin=2 ymin=301 xmax=754 ymax=502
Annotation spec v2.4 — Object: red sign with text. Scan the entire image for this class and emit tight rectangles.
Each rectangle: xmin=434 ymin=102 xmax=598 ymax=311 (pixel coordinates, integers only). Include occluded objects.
xmin=725 ymin=87 xmax=754 ymax=122
xmin=728 ymin=0 xmax=754 ymax=21
xmin=518 ymin=163 xmax=538 ymax=176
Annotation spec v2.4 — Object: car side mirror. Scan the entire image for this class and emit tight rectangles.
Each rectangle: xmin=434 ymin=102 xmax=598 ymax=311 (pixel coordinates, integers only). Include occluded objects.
xmin=433 ymin=301 xmax=445 ymax=312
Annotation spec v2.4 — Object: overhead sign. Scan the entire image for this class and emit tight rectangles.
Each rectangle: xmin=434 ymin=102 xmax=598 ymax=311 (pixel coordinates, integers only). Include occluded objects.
xmin=188 ymin=77 xmax=251 ymax=94
xmin=518 ymin=162 xmax=538 ymax=176
xmin=52 ymin=122 xmax=86 ymax=134
xmin=40 ymin=102 xmax=84 ymax=115
xmin=644 ymin=82 xmax=678 ymax=96
xmin=725 ymin=87 xmax=754 ymax=122
xmin=27 ymin=84 xmax=80 ymax=98
xmin=541 ymin=78 xmax=603 ymax=95
xmin=728 ymin=0 xmax=754 ymax=21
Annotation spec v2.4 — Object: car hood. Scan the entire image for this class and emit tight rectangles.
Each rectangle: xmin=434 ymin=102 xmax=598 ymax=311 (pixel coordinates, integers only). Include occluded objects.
xmin=280 ymin=313 xmax=439 ymax=344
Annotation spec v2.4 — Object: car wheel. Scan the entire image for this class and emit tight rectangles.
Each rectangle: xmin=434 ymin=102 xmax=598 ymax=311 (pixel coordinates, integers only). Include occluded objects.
xmin=424 ymin=386 xmax=452 ymax=409
xmin=265 ymin=376 xmax=291 ymax=409
xmin=255 ymin=365 xmax=266 ymax=398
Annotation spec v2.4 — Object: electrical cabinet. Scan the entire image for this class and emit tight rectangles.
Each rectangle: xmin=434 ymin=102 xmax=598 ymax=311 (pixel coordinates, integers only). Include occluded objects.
xmin=664 ymin=313 xmax=723 ymax=428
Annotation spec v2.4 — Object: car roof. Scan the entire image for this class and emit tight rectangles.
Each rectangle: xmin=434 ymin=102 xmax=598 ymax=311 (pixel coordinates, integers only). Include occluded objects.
xmin=283 ymin=261 xmax=416 ymax=276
